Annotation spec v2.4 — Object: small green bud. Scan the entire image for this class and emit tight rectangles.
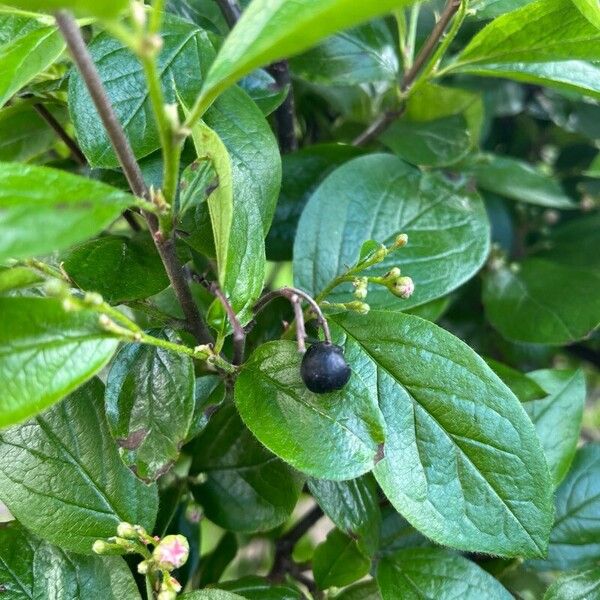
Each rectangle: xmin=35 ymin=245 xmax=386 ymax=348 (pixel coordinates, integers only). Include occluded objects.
xmin=346 ymin=301 xmax=370 ymax=315
xmin=353 ymin=277 xmax=368 ymax=300
xmin=92 ymin=540 xmax=126 ymax=555
xmin=393 ymin=233 xmax=408 ymax=248
xmin=83 ymin=292 xmax=103 ymax=307
xmin=384 ymin=267 xmax=401 ymax=280
xmin=157 ymin=591 xmax=177 ymax=600
xmin=116 ymin=522 xmax=138 ymax=540
xmin=137 ymin=559 xmax=152 ymax=575
xmin=44 ymin=278 xmax=67 ymax=297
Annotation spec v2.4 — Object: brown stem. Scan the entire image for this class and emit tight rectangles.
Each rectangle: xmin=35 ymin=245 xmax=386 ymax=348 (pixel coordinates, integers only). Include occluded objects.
xmin=352 ymin=0 xmax=462 ymax=147
xmin=55 ymin=11 xmax=213 ymax=345
xmin=254 ymin=287 xmax=331 ymax=344
xmin=32 ymin=102 xmax=87 ymax=165
xmin=290 ymin=293 xmax=307 ymax=353
xmin=213 ymin=0 xmax=298 ymax=153
xmin=193 ymin=274 xmax=246 ymax=365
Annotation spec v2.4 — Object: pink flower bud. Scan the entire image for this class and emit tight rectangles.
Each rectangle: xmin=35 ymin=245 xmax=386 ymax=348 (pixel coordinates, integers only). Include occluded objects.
xmin=393 ymin=276 xmax=415 ymax=299
xmin=152 ymin=535 xmax=189 ymax=570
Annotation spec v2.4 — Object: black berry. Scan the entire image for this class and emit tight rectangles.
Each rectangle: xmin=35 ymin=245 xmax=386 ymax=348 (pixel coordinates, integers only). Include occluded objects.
xmin=300 ymin=342 xmax=351 ymax=394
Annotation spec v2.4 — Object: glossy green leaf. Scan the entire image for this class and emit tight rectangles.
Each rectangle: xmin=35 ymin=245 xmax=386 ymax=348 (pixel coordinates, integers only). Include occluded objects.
xmin=105 ymin=330 xmax=195 ymax=482
xmin=0 ymin=521 xmax=36 ymax=599
xmin=0 ymin=265 xmax=43 ymax=293
xmin=289 ymin=20 xmax=398 ymax=86
xmin=0 ymin=162 xmax=136 ymax=263
xmin=313 ymin=529 xmax=371 ymax=589
xmin=266 ymin=143 xmax=362 ymax=261
xmin=572 ymin=0 xmax=600 ymax=29
xmin=483 ymin=217 xmax=600 ymax=344
xmin=178 ymin=157 xmax=218 ymax=216
xmin=0 ymin=20 xmax=64 ymax=108
xmin=235 ymin=340 xmax=386 ymax=480
xmin=524 ymin=369 xmax=585 ymax=486
xmin=457 ymin=61 xmax=600 ymax=100
xmin=0 ymin=0 xmax=128 ymax=18
xmin=331 ymin=311 xmax=553 ymax=557
xmin=0 ymin=379 xmax=158 ymax=554
xmin=62 ymin=234 xmax=169 ymax=304
xmin=308 ymin=475 xmax=381 ymax=556
xmin=531 ymin=444 xmax=600 ymax=571
xmin=378 ymin=505 xmax=430 ymax=557
xmin=239 ymin=69 xmax=288 ymax=116
xmin=189 ymin=403 xmax=304 ymax=532
xmin=376 ymin=548 xmax=512 ymax=599
xmin=585 ymin=152 xmax=600 ymax=177
xmin=182 ymin=591 xmax=244 ymax=600
xmin=0 ymin=102 xmax=67 ymax=162
xmin=454 ymin=0 xmax=600 ymax=68
xmin=187 ymin=375 xmax=225 ymax=442
xmin=381 ymin=115 xmax=472 ymax=167
xmin=195 ymin=0 xmax=418 ymax=111
xmin=334 ymin=581 xmax=381 ymax=600
xmin=165 ymin=0 xmax=229 ymax=34
xmin=294 ymin=154 xmax=490 ymax=311
xmin=544 ymin=565 xmax=600 ymax=600
xmin=218 ymin=577 xmax=303 ymax=599
xmin=0 ymin=297 xmax=118 ymax=428
xmin=472 ymin=0 xmax=535 ymax=19
xmin=460 ymin=154 xmax=575 ymax=208
xmin=485 ymin=358 xmax=546 ymax=402
xmin=197 ymin=532 xmax=238 ymax=588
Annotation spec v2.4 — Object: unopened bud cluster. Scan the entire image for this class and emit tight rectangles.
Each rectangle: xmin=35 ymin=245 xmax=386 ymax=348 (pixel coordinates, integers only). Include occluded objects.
xmin=94 ymin=523 xmax=189 ymax=598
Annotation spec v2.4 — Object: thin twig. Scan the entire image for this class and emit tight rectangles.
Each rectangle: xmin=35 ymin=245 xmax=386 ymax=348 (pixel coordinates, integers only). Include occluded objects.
xmin=254 ymin=287 xmax=331 ymax=343
xmin=192 ymin=274 xmax=246 ymax=365
xmin=352 ymin=0 xmax=462 ymax=147
xmin=214 ymin=0 xmax=298 ymax=153
xmin=55 ymin=11 xmax=213 ymax=345
xmin=290 ymin=293 xmax=307 ymax=353
xmin=32 ymin=102 xmax=87 ymax=165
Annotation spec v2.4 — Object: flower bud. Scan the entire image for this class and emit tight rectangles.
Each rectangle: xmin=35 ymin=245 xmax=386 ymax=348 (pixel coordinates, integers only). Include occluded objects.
xmin=84 ymin=292 xmax=103 ymax=307
xmin=392 ymin=276 xmax=415 ymax=299
xmin=92 ymin=540 xmax=127 ymax=555
xmin=393 ymin=233 xmax=408 ymax=248
xmin=353 ymin=277 xmax=368 ymax=300
xmin=137 ymin=559 xmax=152 ymax=575
xmin=152 ymin=535 xmax=189 ymax=571
xmin=346 ymin=301 xmax=370 ymax=315
xmin=117 ymin=522 xmax=138 ymax=540
xmin=157 ymin=591 xmax=177 ymax=600
xmin=383 ymin=267 xmax=401 ymax=280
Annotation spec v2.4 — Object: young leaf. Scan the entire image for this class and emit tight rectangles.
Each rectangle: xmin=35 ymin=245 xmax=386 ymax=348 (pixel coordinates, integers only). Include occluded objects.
xmin=544 ymin=565 xmax=600 ymax=600
xmin=530 ymin=444 xmax=600 ymax=571
xmin=178 ymin=157 xmax=218 ymax=216
xmin=105 ymin=330 xmax=196 ymax=482
xmin=308 ymin=475 xmax=381 ymax=556
xmin=294 ymin=154 xmax=490 ymax=311
xmin=189 ymin=403 xmax=304 ymax=533
xmin=62 ymin=234 xmax=170 ymax=304
xmin=0 ymin=379 xmax=158 ymax=554
xmin=0 ymin=21 xmax=64 ymax=108
xmin=0 ymin=297 xmax=118 ymax=428
xmin=194 ymin=0 xmax=420 ymax=113
xmin=453 ymin=0 xmax=600 ymax=68
xmin=460 ymin=154 xmax=575 ymax=209
xmin=235 ymin=340 xmax=386 ymax=480
xmin=376 ymin=548 xmax=512 ymax=599
xmin=572 ymin=0 xmax=600 ymax=29
xmin=313 ymin=529 xmax=371 ymax=589
xmin=0 ymin=162 xmax=136 ymax=263
xmin=524 ymin=369 xmax=585 ymax=486
xmin=0 ymin=0 xmax=128 ymax=18
xmin=331 ymin=311 xmax=553 ymax=558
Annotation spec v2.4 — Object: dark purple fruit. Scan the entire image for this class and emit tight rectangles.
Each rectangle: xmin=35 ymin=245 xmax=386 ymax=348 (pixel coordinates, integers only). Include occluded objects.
xmin=300 ymin=342 xmax=351 ymax=394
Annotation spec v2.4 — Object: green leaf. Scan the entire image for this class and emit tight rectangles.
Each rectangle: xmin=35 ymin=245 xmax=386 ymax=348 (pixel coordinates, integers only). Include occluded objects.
xmin=293 ymin=154 xmax=490 ymax=311
xmin=453 ymin=0 xmax=600 ymax=68
xmin=524 ymin=369 xmax=585 ymax=486
xmin=331 ymin=311 xmax=553 ymax=558
xmin=0 ymin=379 xmax=158 ymax=554
xmin=0 ymin=297 xmax=118 ymax=428
xmin=182 ymin=591 xmax=244 ymax=599
xmin=531 ymin=444 xmax=600 ymax=571
xmin=0 ymin=20 xmax=64 ymax=108
xmin=483 ymin=217 xmax=600 ymax=344
xmin=197 ymin=532 xmax=238 ymax=588
xmin=313 ymin=529 xmax=371 ymax=589
xmin=239 ymin=69 xmax=288 ymax=116
xmin=0 ymin=522 xmax=141 ymax=600
xmin=460 ymin=154 xmax=575 ymax=208
xmin=378 ymin=504 xmax=430 ymax=557
xmin=308 ymin=475 xmax=381 ymax=556
xmin=572 ymin=0 xmax=600 ymax=29
xmin=187 ymin=375 xmax=225 ymax=442
xmin=484 ymin=358 xmax=546 ymax=402
xmin=189 ymin=403 xmax=304 ymax=532
xmin=376 ymin=548 xmax=512 ymax=599
xmin=0 ymin=102 xmax=67 ymax=162
xmin=195 ymin=0 xmax=418 ymax=112
xmin=218 ymin=576 xmax=303 ymax=599
xmin=0 ymin=0 xmax=128 ymax=18
xmin=472 ymin=0 xmax=536 ymax=19
xmin=0 ymin=162 xmax=136 ymax=263
xmin=266 ymin=143 xmax=362 ymax=262
xmin=381 ymin=115 xmax=472 ymax=168
xmin=235 ymin=340 xmax=386 ymax=480
xmin=62 ymin=234 xmax=169 ymax=304
xmin=456 ymin=61 xmax=600 ymax=100
xmin=334 ymin=581 xmax=381 ymax=600
xmin=289 ymin=20 xmax=398 ymax=86
xmin=178 ymin=157 xmax=218 ymax=216
xmin=544 ymin=565 xmax=600 ymax=600
xmin=105 ymin=330 xmax=195 ymax=482
xmin=0 ymin=265 xmax=43 ymax=293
